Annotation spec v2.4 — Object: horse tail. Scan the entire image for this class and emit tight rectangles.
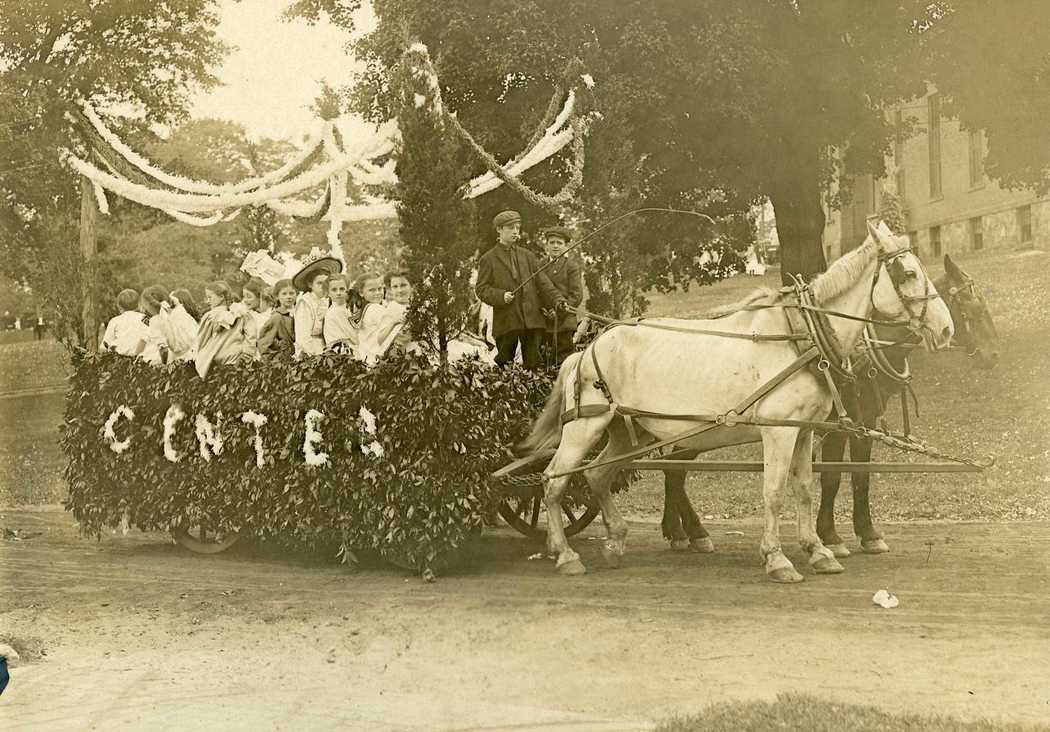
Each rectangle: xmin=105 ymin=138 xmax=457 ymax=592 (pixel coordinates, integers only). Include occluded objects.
xmin=513 ymin=352 xmax=580 ymax=457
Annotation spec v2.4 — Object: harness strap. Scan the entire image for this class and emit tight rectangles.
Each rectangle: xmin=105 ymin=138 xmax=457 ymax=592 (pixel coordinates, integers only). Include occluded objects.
xmin=546 ymin=346 xmax=822 ymax=479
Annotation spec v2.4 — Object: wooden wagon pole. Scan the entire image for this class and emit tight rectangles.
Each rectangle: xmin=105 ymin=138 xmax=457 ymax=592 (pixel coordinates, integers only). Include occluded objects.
xmin=79 ymin=174 xmax=98 ymax=351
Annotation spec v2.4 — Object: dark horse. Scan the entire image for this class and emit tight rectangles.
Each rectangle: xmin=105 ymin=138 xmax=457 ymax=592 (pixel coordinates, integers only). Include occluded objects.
xmin=660 ymin=254 xmax=1000 ymax=555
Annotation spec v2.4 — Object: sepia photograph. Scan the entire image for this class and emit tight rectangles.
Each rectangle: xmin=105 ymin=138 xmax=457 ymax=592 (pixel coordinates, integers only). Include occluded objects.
xmin=1 ymin=1 xmax=1048 ymax=729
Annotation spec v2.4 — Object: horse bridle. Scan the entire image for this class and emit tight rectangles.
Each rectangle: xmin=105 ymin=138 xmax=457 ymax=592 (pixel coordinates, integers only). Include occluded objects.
xmin=869 ymin=246 xmax=942 ymax=343
xmin=944 ymin=275 xmax=981 ymax=356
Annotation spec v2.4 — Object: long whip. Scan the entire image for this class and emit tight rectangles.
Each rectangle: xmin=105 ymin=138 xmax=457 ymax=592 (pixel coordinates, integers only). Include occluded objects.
xmin=509 ymin=207 xmax=718 ymax=296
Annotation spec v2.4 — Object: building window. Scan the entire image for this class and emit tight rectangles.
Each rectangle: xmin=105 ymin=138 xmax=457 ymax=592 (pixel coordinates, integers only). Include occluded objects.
xmin=928 ymin=94 xmax=942 ymax=198
xmin=895 ymin=167 xmax=906 ymax=200
xmin=930 ymin=225 xmax=942 ymax=257
xmin=908 ymin=230 xmax=918 ymax=256
xmin=870 ymin=176 xmax=878 ymax=211
xmin=1018 ymin=205 xmax=1032 ymax=242
xmin=970 ymin=216 xmax=983 ymax=251
xmin=968 ymin=129 xmax=985 ymax=187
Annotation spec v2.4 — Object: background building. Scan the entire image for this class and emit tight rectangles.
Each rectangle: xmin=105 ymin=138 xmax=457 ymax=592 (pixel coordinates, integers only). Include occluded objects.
xmin=823 ymin=89 xmax=1050 ymax=260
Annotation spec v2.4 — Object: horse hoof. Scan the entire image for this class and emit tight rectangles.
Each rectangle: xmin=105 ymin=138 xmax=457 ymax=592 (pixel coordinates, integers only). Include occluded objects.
xmin=557 ymin=558 xmax=587 ymax=576
xmin=826 ymin=543 xmax=851 ymax=558
xmin=670 ymin=539 xmax=690 ymax=552
xmin=689 ymin=537 xmax=715 ymax=554
xmin=811 ymin=556 xmax=845 ymax=574
xmin=768 ymin=567 xmax=804 ymax=584
xmin=601 ymin=545 xmax=622 ymax=569
xmin=862 ymin=539 xmax=890 ymax=554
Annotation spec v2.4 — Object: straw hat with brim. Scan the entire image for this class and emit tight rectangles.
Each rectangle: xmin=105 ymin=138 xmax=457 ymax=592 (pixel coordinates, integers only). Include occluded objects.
xmin=292 ymin=256 xmax=343 ymax=292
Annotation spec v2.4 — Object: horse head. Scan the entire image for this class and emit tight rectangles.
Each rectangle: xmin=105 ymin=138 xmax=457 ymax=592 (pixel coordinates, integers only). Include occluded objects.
xmin=866 ymin=220 xmax=954 ymax=351
xmin=941 ymin=254 xmax=1000 ymax=369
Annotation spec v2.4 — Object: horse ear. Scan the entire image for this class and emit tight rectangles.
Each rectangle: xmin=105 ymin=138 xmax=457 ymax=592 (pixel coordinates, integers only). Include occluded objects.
xmin=944 ymin=253 xmax=966 ymax=281
xmin=876 ymin=220 xmax=895 ymax=237
xmin=866 ymin=219 xmax=889 ymax=249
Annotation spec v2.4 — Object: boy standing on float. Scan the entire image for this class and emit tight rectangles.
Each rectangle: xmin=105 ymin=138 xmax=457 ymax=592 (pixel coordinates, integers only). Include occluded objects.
xmin=539 ymin=226 xmax=583 ymax=365
xmin=475 ymin=210 xmax=566 ymax=370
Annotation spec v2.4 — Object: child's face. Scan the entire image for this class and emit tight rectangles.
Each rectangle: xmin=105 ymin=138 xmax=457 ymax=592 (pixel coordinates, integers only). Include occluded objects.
xmin=328 ymin=279 xmax=348 ymax=306
xmin=204 ymin=289 xmax=224 ymax=308
xmin=389 ymin=276 xmax=412 ymax=305
xmin=497 ymin=222 xmax=520 ymax=246
xmin=241 ymin=288 xmax=259 ymax=310
xmin=362 ymin=278 xmax=384 ymax=304
xmin=310 ymin=274 xmax=328 ymax=297
xmin=277 ymin=286 xmax=297 ymax=310
xmin=544 ymin=236 xmax=568 ymax=258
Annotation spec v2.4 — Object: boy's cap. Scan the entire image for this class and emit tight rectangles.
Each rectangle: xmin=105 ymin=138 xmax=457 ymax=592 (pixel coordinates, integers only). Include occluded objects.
xmin=492 ymin=210 xmax=521 ymax=229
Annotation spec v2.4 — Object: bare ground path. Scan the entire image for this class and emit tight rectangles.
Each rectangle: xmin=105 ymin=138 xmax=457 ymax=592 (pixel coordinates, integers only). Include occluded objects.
xmin=2 ymin=507 xmax=1049 ymax=730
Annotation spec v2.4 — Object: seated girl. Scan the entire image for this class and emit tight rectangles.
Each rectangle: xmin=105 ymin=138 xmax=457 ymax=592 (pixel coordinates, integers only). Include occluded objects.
xmin=101 ymin=288 xmax=148 ymax=356
xmin=258 ymin=279 xmax=297 ymax=357
xmin=322 ymin=273 xmax=359 ymax=355
xmin=241 ymin=278 xmax=273 ymax=338
xmin=382 ymin=271 xmax=414 ymax=356
xmin=138 ymin=285 xmax=173 ymax=366
xmin=356 ymin=273 xmax=404 ymax=363
xmin=166 ymin=288 xmax=200 ymax=362
xmin=194 ymin=281 xmax=258 ymax=379
xmin=292 ymin=255 xmax=341 ymax=357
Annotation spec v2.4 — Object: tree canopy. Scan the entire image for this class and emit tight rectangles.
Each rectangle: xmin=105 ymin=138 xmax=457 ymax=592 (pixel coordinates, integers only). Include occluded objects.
xmin=0 ymin=0 xmax=229 ymax=344
xmin=298 ymin=0 xmax=1050 ymax=290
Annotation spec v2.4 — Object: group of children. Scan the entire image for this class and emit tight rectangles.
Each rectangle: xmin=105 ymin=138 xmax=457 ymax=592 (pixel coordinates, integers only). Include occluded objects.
xmin=100 ymin=259 xmax=414 ymax=380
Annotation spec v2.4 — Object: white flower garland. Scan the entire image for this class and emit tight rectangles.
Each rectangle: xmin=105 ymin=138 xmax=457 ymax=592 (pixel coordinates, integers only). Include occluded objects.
xmin=303 ymin=409 xmax=330 ymax=467
xmin=361 ymin=440 xmax=385 ymax=459
xmin=101 ymin=405 xmax=134 ymax=454
xmin=163 ymin=405 xmax=186 ymax=463
xmin=241 ymin=411 xmax=269 ymax=468
xmin=78 ymin=102 xmax=328 ymax=195
xmin=66 ymin=152 xmax=349 ymax=213
xmin=358 ymin=406 xmax=378 ymax=436
xmin=194 ymin=414 xmax=224 ymax=461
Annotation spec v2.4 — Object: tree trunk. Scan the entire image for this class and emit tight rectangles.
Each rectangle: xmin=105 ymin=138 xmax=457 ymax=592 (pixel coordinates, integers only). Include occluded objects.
xmin=80 ymin=175 xmax=98 ymax=351
xmin=769 ymin=164 xmax=828 ymax=287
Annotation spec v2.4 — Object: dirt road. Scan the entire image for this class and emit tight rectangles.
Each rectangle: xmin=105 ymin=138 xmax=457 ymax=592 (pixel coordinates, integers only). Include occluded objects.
xmin=2 ymin=507 xmax=1049 ymax=730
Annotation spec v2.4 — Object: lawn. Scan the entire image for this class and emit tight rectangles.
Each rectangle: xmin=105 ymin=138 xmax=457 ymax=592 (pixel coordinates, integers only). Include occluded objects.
xmin=657 ymin=693 xmax=1031 ymax=732
xmin=0 ymin=247 xmax=1047 ymax=524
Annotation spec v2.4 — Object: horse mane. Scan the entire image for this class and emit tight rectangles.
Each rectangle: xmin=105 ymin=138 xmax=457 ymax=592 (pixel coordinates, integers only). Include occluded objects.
xmin=810 ymin=236 xmax=879 ymax=303
xmin=705 ymin=288 xmax=779 ymax=318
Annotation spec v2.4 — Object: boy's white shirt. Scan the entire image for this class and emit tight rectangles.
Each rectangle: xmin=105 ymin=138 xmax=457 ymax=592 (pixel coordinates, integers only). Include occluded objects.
xmin=102 ymin=311 xmax=148 ymax=356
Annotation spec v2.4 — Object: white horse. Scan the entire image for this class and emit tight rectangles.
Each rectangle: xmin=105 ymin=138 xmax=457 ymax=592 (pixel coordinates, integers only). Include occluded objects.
xmin=515 ymin=222 xmax=954 ymax=582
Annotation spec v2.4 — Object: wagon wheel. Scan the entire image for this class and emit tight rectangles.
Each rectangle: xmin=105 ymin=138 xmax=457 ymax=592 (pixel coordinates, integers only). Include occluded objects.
xmin=493 ymin=449 xmax=600 ymax=540
xmin=171 ymin=522 xmax=241 ymax=554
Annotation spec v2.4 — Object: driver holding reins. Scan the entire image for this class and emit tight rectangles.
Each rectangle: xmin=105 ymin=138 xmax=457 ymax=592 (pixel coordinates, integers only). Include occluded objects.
xmin=475 ymin=210 xmax=568 ymax=370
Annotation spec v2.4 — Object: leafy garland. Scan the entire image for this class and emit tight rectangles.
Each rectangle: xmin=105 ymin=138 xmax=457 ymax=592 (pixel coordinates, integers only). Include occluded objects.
xmin=63 ymin=351 xmax=574 ymax=570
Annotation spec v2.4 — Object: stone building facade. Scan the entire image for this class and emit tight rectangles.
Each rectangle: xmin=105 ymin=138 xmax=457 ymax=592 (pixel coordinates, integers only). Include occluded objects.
xmin=823 ymin=90 xmax=1049 ymax=261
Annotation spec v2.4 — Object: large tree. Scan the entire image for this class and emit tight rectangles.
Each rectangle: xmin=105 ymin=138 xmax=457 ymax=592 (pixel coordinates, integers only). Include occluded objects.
xmin=292 ymin=0 xmax=1050 ymax=289
xmin=0 ymin=0 xmax=228 ymax=345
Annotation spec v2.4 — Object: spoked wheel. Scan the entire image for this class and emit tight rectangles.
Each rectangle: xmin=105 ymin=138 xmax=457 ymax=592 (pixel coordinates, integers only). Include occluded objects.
xmin=498 ymin=493 xmax=600 ymax=541
xmin=171 ymin=522 xmax=241 ymax=554
xmin=493 ymin=448 xmax=600 ymax=540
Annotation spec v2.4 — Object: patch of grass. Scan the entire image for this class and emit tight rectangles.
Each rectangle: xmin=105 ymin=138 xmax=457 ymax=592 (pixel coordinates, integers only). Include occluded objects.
xmin=0 ymin=633 xmax=47 ymax=664
xmin=656 ymin=692 xmax=1029 ymax=732
xmin=0 ymin=393 xmax=67 ymax=506
xmin=0 ymin=339 xmax=70 ymax=393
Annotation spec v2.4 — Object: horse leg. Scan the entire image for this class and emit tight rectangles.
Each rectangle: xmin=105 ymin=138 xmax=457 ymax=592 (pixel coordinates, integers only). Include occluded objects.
xmin=674 ymin=467 xmax=715 ymax=553
xmin=661 ymin=471 xmax=689 ymax=550
xmin=758 ymin=428 xmax=804 ymax=583
xmin=790 ymin=429 xmax=844 ymax=575
xmin=850 ymin=434 xmax=889 ymax=554
xmin=585 ymin=421 xmax=634 ymax=568
xmin=817 ymin=429 xmax=850 ymax=558
xmin=543 ymin=413 xmax=614 ymax=575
